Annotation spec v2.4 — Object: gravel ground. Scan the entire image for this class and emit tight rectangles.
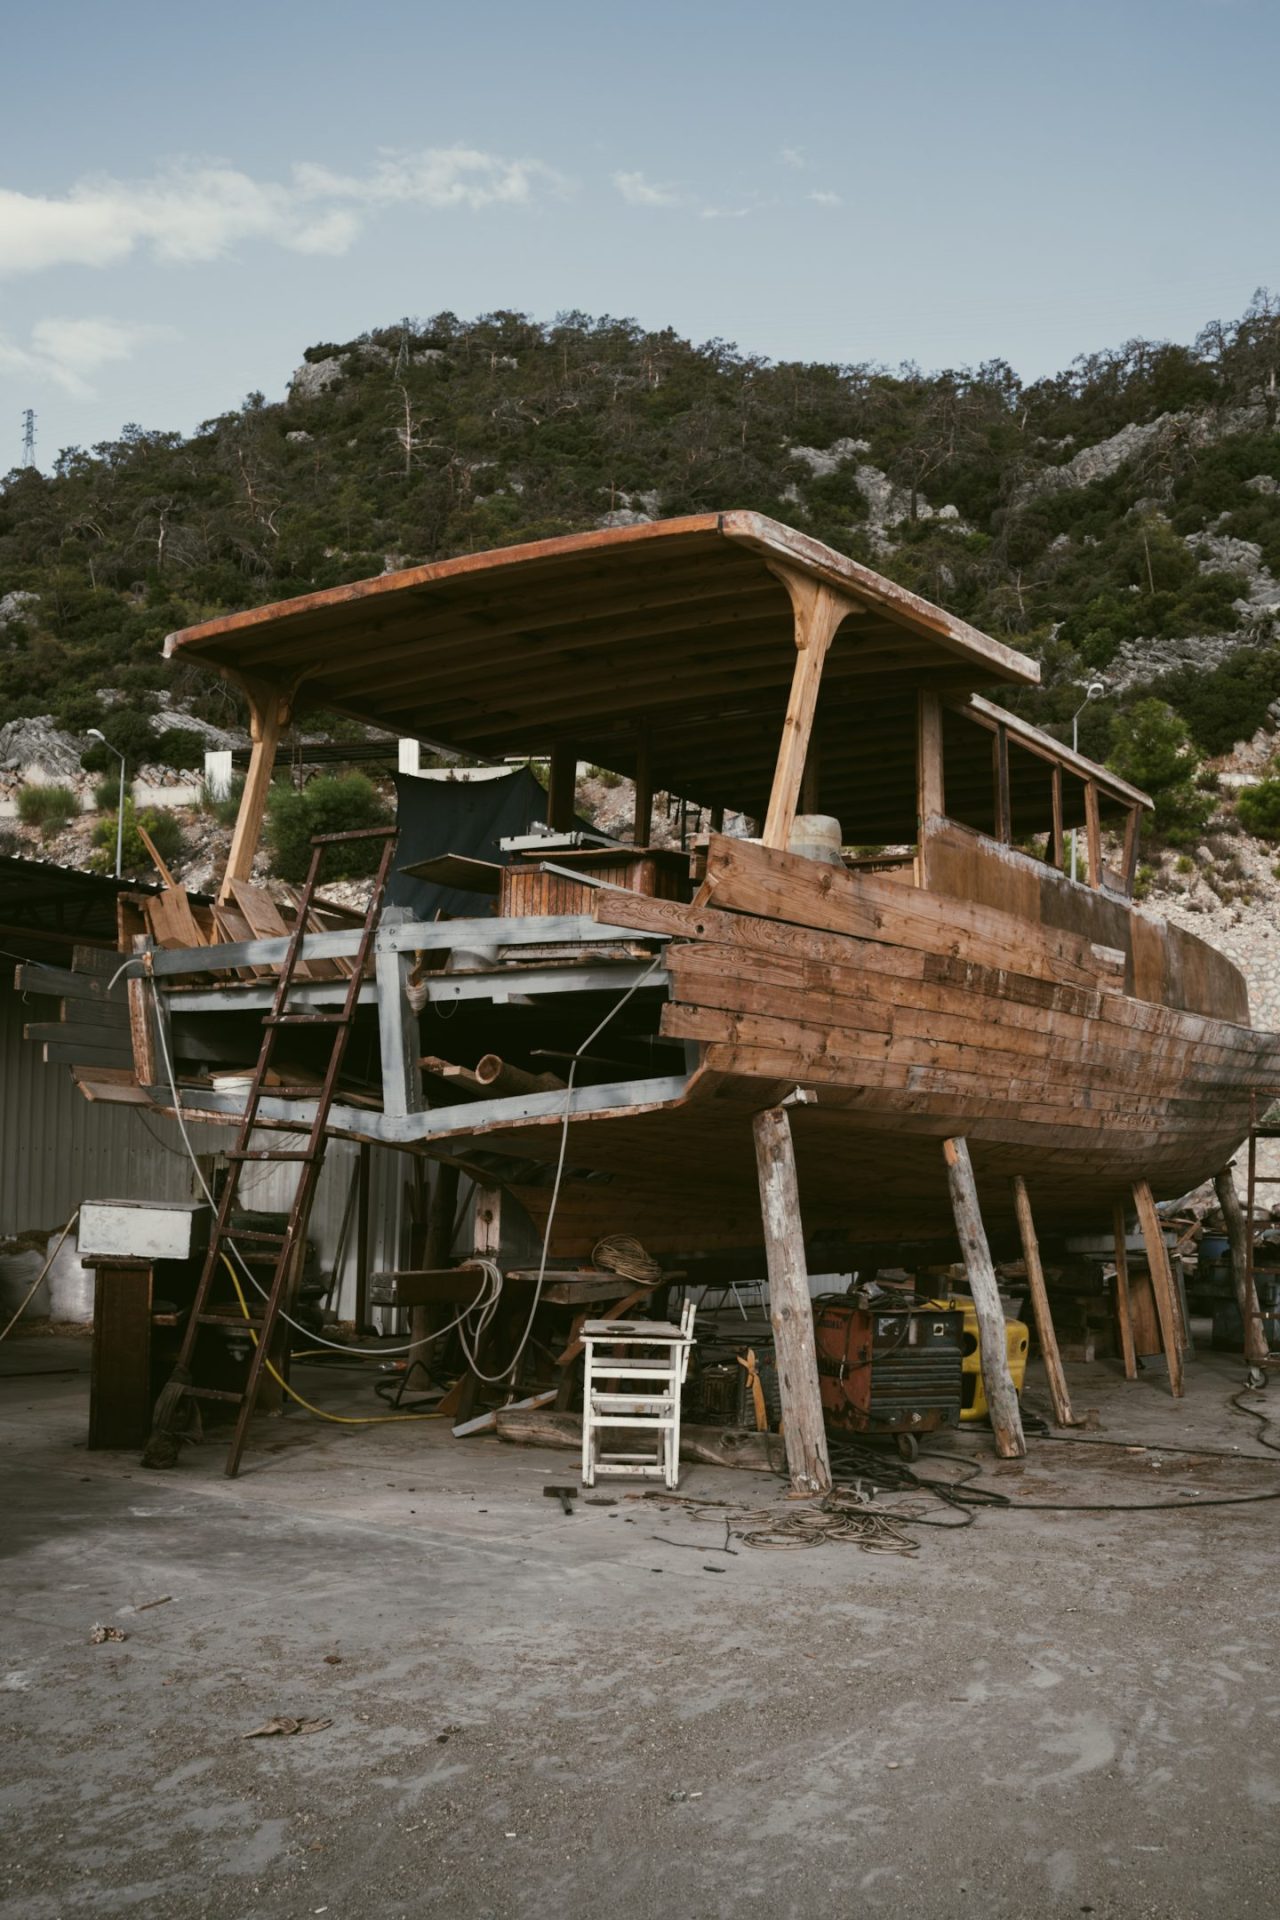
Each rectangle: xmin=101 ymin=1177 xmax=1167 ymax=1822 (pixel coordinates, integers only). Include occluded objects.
xmin=3 ymin=1336 xmax=1279 ymax=1919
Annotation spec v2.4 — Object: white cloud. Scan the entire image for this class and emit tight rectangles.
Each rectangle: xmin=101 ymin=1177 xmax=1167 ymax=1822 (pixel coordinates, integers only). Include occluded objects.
xmin=0 ymin=315 xmax=168 ymax=395
xmin=779 ymin=146 xmax=806 ymax=170
xmin=0 ymin=147 xmax=568 ymax=277
xmin=808 ymin=190 xmax=843 ymax=208
xmin=611 ymin=169 xmax=683 ymax=208
xmin=699 ymin=204 xmax=752 ymax=221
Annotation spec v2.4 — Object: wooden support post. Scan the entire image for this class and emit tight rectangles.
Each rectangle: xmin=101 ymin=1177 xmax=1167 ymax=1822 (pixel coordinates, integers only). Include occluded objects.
xmin=1084 ymin=781 xmax=1102 ymax=888
xmin=916 ymin=690 xmax=945 ymax=827
xmin=354 ymin=1141 xmax=371 ymax=1334
xmin=799 ymin=737 xmax=821 ymax=816
xmin=1213 ymin=1167 xmax=1270 ymax=1367
xmin=752 ymin=1105 xmax=831 ymax=1495
xmin=761 ymin=571 xmax=851 ymax=851
xmin=219 ymin=678 xmax=291 ymax=905
xmin=1132 ymin=1179 xmax=1185 ymax=1397
xmin=1121 ymin=805 xmax=1142 ymax=897
xmin=993 ymin=725 xmax=1012 ymax=845
xmin=710 ymin=805 xmax=725 ymax=834
xmin=1011 ymin=1175 xmax=1074 ymax=1428
xmin=633 ymin=730 xmax=653 ymax=847
xmin=943 ymin=1137 xmax=1025 ymax=1457
xmin=411 ymin=1159 xmax=460 ymax=1372
xmin=1049 ymin=765 xmax=1064 ymax=871
xmin=546 ymin=746 xmax=577 ymax=831
xmin=1112 ymin=1201 xmax=1138 ymax=1380
xmin=376 ymin=949 xmax=423 ymax=1119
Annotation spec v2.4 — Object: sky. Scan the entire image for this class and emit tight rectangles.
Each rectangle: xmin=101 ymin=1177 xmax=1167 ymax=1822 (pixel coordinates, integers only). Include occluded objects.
xmin=1 ymin=0 xmax=1276 ymax=470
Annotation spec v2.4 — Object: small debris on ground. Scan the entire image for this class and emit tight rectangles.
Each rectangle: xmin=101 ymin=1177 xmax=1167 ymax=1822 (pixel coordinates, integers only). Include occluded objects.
xmin=132 ymin=1595 xmax=173 ymax=1613
xmin=243 ymin=1715 xmax=332 ymax=1739
xmin=89 ymin=1625 xmax=126 ymax=1644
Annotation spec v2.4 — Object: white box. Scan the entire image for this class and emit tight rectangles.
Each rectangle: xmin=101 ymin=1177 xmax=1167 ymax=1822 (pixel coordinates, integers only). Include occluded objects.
xmin=78 ymin=1200 xmax=210 ymax=1263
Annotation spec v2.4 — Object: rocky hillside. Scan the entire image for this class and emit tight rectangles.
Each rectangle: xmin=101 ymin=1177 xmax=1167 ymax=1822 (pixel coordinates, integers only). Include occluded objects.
xmin=7 ymin=296 xmax=1280 ymax=1011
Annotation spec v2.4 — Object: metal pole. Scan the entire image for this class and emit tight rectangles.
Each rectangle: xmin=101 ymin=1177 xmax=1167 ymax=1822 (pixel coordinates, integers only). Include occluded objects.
xmin=115 ymin=750 xmax=125 ymax=879
xmin=1070 ymin=715 xmax=1078 ymax=883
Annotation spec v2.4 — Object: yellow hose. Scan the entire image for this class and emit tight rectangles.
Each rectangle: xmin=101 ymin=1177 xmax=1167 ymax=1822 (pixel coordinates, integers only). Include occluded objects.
xmin=222 ymin=1256 xmax=447 ymax=1424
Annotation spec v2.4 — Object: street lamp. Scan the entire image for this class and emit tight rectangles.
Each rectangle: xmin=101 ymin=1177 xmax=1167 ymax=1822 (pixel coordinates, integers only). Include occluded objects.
xmin=1069 ymin=682 xmax=1106 ymax=882
xmin=87 ymin=729 xmax=126 ymax=879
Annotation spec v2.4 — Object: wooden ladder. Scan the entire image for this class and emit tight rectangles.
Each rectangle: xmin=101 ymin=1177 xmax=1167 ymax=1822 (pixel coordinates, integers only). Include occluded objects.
xmin=153 ymin=826 xmax=397 ymax=1477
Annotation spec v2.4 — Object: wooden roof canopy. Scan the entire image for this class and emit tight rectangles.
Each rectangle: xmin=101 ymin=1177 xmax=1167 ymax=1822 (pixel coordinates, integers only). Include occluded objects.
xmin=165 ymin=512 xmax=1148 ymax=844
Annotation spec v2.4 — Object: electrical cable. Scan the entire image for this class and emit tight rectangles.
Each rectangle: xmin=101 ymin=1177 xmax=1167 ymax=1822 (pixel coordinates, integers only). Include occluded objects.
xmin=0 ymin=1209 xmax=80 ymax=1345
xmin=220 ymin=1256 xmax=445 ymax=1424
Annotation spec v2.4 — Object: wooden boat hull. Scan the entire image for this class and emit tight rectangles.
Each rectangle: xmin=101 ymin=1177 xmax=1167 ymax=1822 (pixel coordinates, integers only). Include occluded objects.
xmin=448 ymin=832 xmax=1280 ymax=1258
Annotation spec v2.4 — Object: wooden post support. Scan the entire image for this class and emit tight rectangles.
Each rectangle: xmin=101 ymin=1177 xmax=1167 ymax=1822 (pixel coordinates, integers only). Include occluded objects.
xmin=761 ymin=570 xmax=851 ymax=851
xmin=1011 ymin=1175 xmax=1075 ymax=1428
xmin=546 ymin=746 xmax=578 ymax=831
xmin=411 ymin=1159 xmax=461 ymax=1371
xmin=1112 ymin=1201 xmax=1138 ymax=1380
xmin=752 ymin=1105 xmax=831 ymax=1495
xmin=1213 ymin=1167 xmax=1270 ymax=1367
xmin=219 ymin=677 xmax=291 ymax=904
xmin=993 ymin=725 xmax=1012 ymax=845
xmin=916 ymin=690 xmax=945 ymax=826
xmin=354 ymin=1141 xmax=371 ymax=1334
xmin=1131 ymin=1179 xmax=1185 ymax=1397
xmin=1084 ymin=781 xmax=1102 ymax=888
xmin=943 ymin=1138 xmax=1025 ymax=1458
xmin=633 ymin=730 xmax=653 ymax=847
xmin=1049 ymin=765 xmax=1064 ymax=871
xmin=1121 ymin=805 xmax=1142 ymax=897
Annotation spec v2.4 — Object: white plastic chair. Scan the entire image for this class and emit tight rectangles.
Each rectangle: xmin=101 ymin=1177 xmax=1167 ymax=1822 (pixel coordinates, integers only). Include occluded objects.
xmin=581 ymin=1299 xmax=696 ymax=1489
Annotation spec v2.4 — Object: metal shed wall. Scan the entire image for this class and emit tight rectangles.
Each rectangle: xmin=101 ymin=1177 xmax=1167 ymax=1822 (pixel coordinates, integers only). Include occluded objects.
xmin=0 ymin=985 xmax=408 ymax=1318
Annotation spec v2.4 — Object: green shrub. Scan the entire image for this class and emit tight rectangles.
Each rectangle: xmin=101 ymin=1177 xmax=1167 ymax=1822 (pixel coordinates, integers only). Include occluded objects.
xmin=1107 ymin=699 xmax=1215 ymax=845
xmin=1237 ymin=778 xmax=1280 ymax=840
xmin=17 ymin=783 xmax=78 ymax=837
xmin=266 ymin=773 xmax=391 ymax=883
xmin=203 ymin=773 xmax=245 ymax=827
xmin=79 ymin=710 xmax=159 ymax=775
xmin=93 ymin=774 xmax=124 ymax=810
xmin=91 ymin=802 xmax=185 ymax=875
xmin=152 ymin=726 xmax=206 ymax=770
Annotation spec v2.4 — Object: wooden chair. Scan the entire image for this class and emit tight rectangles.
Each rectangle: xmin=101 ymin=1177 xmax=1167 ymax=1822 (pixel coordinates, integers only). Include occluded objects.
xmin=581 ymin=1300 xmax=697 ymax=1489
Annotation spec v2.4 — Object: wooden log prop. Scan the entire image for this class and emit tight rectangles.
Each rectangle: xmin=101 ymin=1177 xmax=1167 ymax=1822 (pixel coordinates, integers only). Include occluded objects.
xmin=1112 ymin=1202 xmax=1138 ymax=1380
xmin=1011 ymin=1174 xmax=1075 ymax=1428
xmin=752 ymin=1104 xmax=832 ymax=1495
xmin=1132 ymin=1179 xmax=1186 ymax=1398
xmin=1213 ymin=1168 xmax=1270 ymax=1368
xmin=494 ymin=1407 xmax=783 ymax=1475
xmin=943 ymin=1137 xmax=1026 ymax=1457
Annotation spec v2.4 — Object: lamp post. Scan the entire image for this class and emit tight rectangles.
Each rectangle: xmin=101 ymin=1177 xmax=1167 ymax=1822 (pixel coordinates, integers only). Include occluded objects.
xmin=87 ymin=729 xmax=126 ymax=879
xmin=1069 ymin=682 xmax=1106 ymax=883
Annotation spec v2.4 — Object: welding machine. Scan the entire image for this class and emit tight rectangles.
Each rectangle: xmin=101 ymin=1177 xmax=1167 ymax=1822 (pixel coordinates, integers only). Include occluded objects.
xmin=812 ymin=1295 xmax=964 ymax=1458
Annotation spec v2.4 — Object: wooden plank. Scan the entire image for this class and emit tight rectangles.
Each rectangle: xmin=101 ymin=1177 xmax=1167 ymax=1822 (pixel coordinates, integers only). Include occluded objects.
xmin=88 ymin=1261 xmax=153 ymax=1449
xmin=1011 ymin=1176 xmax=1074 ymax=1428
xmin=546 ymin=745 xmax=577 ymax=831
xmin=917 ymin=690 xmax=945 ymax=824
xmin=1213 ymin=1167 xmax=1270 ymax=1367
xmin=1132 ymin=1179 xmax=1185 ymax=1397
xmin=145 ymin=886 xmax=207 ymax=952
xmin=994 ymin=724 xmax=1012 ymax=845
xmin=1050 ymin=765 xmax=1064 ymax=871
xmin=1112 ymin=1202 xmax=1138 ymax=1379
xmin=943 ymin=1137 xmax=1025 ymax=1458
xmin=219 ymin=679 xmax=289 ymax=905
xmin=761 ymin=573 xmax=851 ymax=850
xmin=1121 ymin=806 xmax=1142 ymax=898
xmin=136 ymin=821 xmax=178 ymax=890
xmin=1084 ymin=781 xmax=1102 ymax=889
xmin=633 ymin=728 xmax=653 ymax=847
xmin=752 ymin=1105 xmax=831 ymax=1495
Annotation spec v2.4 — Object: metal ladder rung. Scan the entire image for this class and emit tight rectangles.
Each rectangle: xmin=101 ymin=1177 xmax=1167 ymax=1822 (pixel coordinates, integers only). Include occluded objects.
xmin=265 ymin=1012 xmax=350 ymax=1027
xmin=225 ymin=1148 xmax=319 ymax=1163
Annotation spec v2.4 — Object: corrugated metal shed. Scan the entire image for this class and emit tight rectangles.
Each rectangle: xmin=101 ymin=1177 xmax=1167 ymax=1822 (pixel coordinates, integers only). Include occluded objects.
xmin=1 ymin=983 xmax=408 ymax=1318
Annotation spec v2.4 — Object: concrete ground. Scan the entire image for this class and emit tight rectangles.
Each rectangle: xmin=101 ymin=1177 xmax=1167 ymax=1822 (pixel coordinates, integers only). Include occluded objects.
xmin=3 ymin=1331 xmax=1279 ymax=1920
